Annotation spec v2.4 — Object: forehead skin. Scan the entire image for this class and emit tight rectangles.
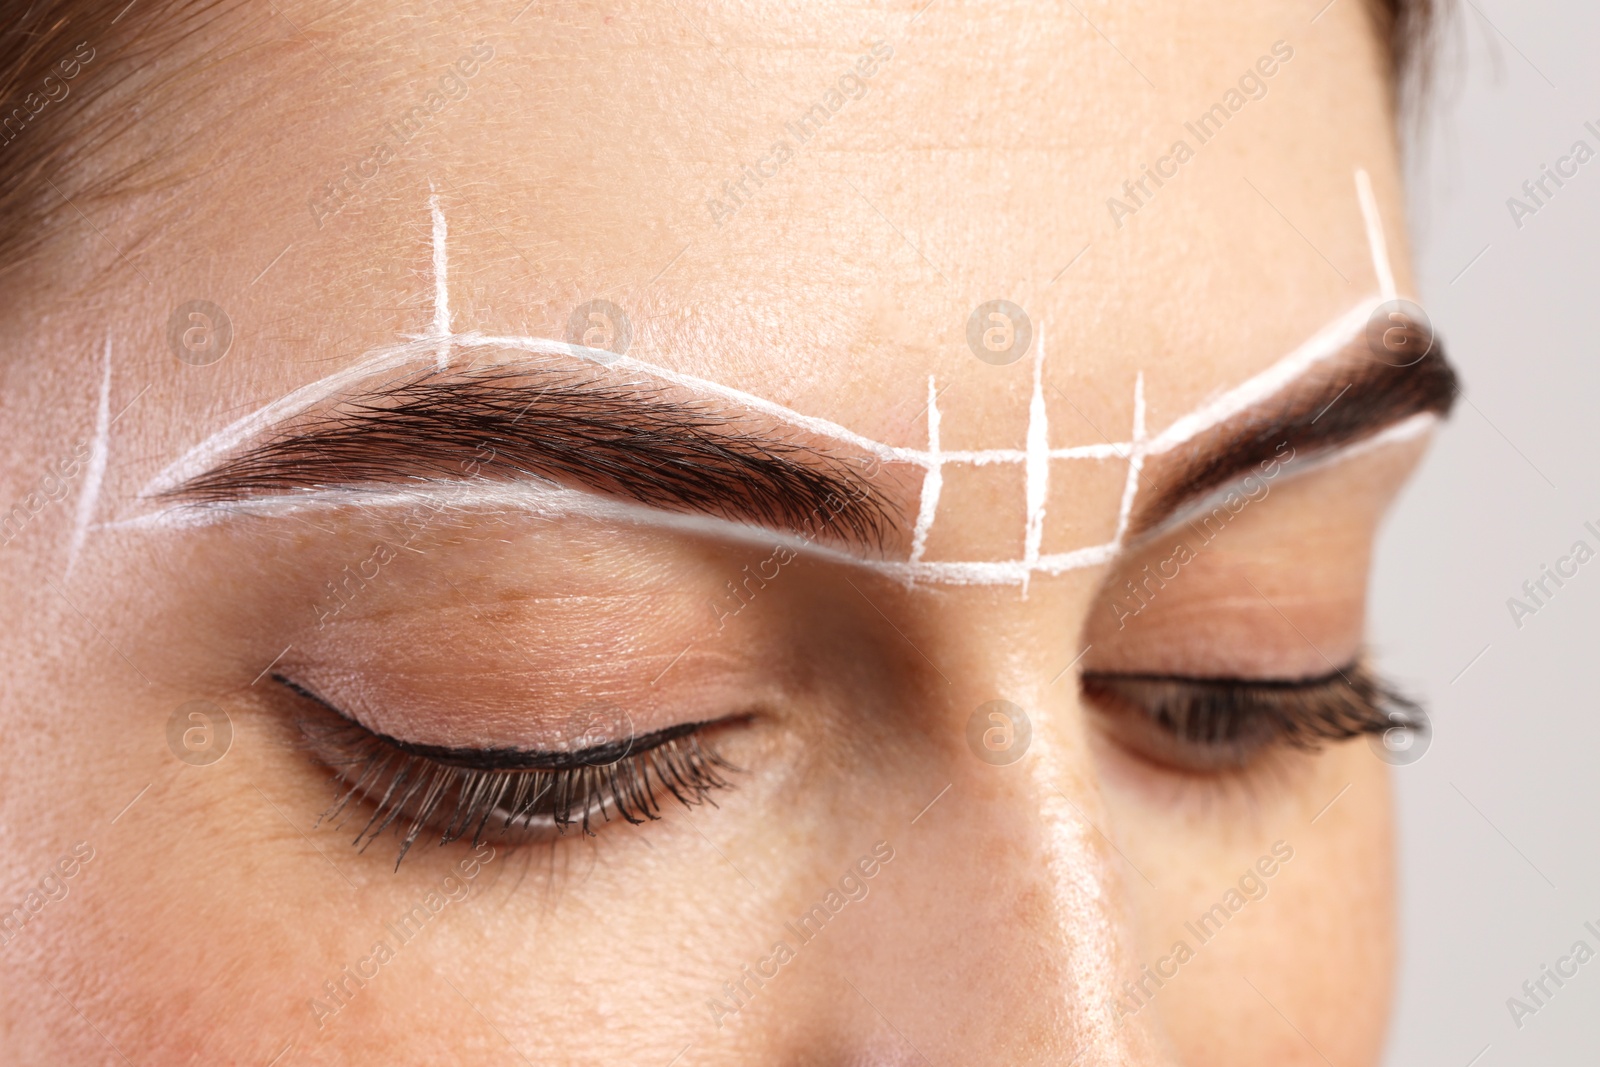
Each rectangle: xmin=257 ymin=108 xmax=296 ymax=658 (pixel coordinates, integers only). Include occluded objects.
xmin=0 ymin=1 xmax=1414 ymax=1065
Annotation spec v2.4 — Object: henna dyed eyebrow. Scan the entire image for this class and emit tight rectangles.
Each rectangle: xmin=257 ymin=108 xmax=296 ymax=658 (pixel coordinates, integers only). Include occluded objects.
xmin=1132 ymin=342 xmax=1459 ymax=536
xmin=169 ymin=366 xmax=897 ymax=549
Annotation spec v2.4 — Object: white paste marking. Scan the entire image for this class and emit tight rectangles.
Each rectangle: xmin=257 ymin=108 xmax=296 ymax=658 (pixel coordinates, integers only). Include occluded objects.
xmin=127 ymin=168 xmax=1410 ymax=588
xmin=431 ymin=192 xmax=452 ymax=369
xmin=1023 ymin=324 xmax=1051 ymax=588
xmin=99 ymin=477 xmax=1121 ymax=587
xmin=1112 ymin=372 xmax=1146 ymax=544
xmin=65 ymin=337 xmax=112 ymax=580
xmin=908 ymin=375 xmax=943 ymax=563
xmin=1143 ymin=296 xmax=1380 ymax=457
xmin=1355 ymin=168 xmax=1398 ymax=300
xmin=1134 ymin=410 xmax=1438 ymax=547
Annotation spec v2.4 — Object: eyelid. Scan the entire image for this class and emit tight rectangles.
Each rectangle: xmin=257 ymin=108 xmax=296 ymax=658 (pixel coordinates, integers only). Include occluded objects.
xmin=374 ymin=721 xmax=712 ymax=772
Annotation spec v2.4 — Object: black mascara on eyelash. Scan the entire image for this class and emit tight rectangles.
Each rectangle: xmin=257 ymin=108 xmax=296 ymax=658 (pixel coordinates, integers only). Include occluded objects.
xmin=272 ymin=674 xmax=738 ymax=867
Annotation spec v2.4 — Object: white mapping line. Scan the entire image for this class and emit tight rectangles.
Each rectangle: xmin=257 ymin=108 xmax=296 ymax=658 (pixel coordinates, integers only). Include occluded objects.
xmin=65 ymin=337 xmax=113 ymax=579
xmin=958 ymin=444 xmax=1127 ymax=463
xmin=1355 ymin=168 xmax=1398 ymax=300
xmin=132 ymin=185 xmax=1407 ymax=589
xmin=430 ymin=192 xmax=452 ymax=369
xmin=100 ymin=476 xmax=1122 ymax=586
xmin=1143 ymin=296 xmax=1380 ymax=456
xmin=1111 ymin=371 xmax=1146 ymax=545
xmin=1285 ymin=409 xmax=1435 ymax=475
xmin=459 ymin=333 xmax=920 ymax=464
xmin=1132 ymin=410 xmax=1439 ymax=548
xmin=908 ymin=376 xmax=943 ymax=563
xmin=1022 ymin=324 xmax=1050 ymax=590
xmin=139 ymin=335 xmax=445 ymax=497
xmin=138 ymin=313 xmax=855 ymax=494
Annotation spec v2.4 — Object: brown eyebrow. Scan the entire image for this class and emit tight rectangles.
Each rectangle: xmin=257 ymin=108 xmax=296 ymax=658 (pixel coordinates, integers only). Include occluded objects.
xmin=1130 ymin=341 xmax=1459 ymax=536
xmin=168 ymin=366 xmax=898 ymax=550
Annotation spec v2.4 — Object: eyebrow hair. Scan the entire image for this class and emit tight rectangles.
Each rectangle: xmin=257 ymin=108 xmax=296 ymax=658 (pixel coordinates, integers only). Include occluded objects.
xmin=168 ymin=366 xmax=897 ymax=549
xmin=1129 ymin=341 xmax=1459 ymax=536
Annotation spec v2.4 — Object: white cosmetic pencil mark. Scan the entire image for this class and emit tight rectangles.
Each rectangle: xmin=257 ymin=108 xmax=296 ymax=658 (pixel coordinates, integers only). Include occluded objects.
xmin=908 ymin=375 xmax=943 ymax=563
xmin=140 ymin=334 xmax=448 ymax=496
xmin=461 ymin=332 xmax=920 ymax=462
xmin=1135 ymin=411 xmax=1437 ymax=547
xmin=128 ymin=318 xmax=1398 ymax=583
xmin=1022 ymin=323 xmax=1050 ymax=594
xmin=65 ymin=337 xmax=113 ymax=580
xmin=137 ymin=337 xmax=1120 ymax=502
xmin=1111 ymin=371 xmax=1146 ymax=544
xmin=431 ymin=191 xmax=452 ymax=369
xmin=136 ymin=174 xmax=1396 ymax=589
xmin=1144 ymin=296 xmax=1378 ymax=456
xmin=106 ymin=476 xmax=1126 ymax=586
xmin=949 ymin=443 xmax=1126 ymax=463
xmin=1355 ymin=168 xmax=1397 ymax=300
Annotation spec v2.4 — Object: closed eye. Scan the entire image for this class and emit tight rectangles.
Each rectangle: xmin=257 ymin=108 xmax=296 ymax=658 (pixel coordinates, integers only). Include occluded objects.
xmin=277 ymin=675 xmax=738 ymax=868
xmin=1080 ymin=661 xmax=1424 ymax=773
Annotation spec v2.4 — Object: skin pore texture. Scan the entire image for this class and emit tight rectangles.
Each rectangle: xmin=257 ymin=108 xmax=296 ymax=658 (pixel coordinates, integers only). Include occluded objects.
xmin=0 ymin=1 xmax=1443 ymax=1064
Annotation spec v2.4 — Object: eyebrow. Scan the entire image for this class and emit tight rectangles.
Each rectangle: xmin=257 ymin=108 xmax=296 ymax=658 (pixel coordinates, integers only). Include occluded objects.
xmin=167 ymin=336 xmax=1458 ymax=571
xmin=168 ymin=366 xmax=897 ymax=550
xmin=1129 ymin=340 xmax=1459 ymax=536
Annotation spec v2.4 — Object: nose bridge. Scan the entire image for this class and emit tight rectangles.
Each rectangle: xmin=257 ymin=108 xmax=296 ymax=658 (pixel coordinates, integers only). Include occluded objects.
xmin=825 ymin=583 xmax=1181 ymax=1065
xmin=1022 ymin=721 xmax=1177 ymax=1064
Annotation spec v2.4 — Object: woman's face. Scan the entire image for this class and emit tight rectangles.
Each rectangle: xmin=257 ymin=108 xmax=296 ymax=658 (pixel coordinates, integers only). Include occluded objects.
xmin=1 ymin=1 xmax=1448 ymax=1063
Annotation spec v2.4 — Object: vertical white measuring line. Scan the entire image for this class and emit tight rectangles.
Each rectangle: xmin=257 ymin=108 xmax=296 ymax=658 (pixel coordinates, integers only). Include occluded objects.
xmin=65 ymin=336 xmax=113 ymax=580
xmin=908 ymin=375 xmax=944 ymax=563
xmin=1111 ymin=371 xmax=1146 ymax=545
xmin=430 ymin=192 xmax=453 ymax=369
xmin=1022 ymin=324 xmax=1051 ymax=594
xmin=1354 ymin=168 xmax=1397 ymax=300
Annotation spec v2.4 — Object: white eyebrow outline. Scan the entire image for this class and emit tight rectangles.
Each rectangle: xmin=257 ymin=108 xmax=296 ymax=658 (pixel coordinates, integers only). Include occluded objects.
xmin=123 ymin=168 xmax=1417 ymax=587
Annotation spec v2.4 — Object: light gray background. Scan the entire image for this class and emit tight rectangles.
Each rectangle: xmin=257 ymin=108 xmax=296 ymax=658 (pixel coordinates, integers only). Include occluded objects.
xmin=1379 ymin=2 xmax=1600 ymax=1063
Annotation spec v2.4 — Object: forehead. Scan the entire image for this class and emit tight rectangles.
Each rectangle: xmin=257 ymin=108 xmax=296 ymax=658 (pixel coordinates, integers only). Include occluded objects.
xmin=24 ymin=0 xmax=1400 ymax=506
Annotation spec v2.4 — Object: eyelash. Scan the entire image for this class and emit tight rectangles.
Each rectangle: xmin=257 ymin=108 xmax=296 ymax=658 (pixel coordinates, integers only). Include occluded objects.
xmin=280 ymin=678 xmax=736 ymax=868
xmin=1080 ymin=662 xmax=1423 ymax=772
